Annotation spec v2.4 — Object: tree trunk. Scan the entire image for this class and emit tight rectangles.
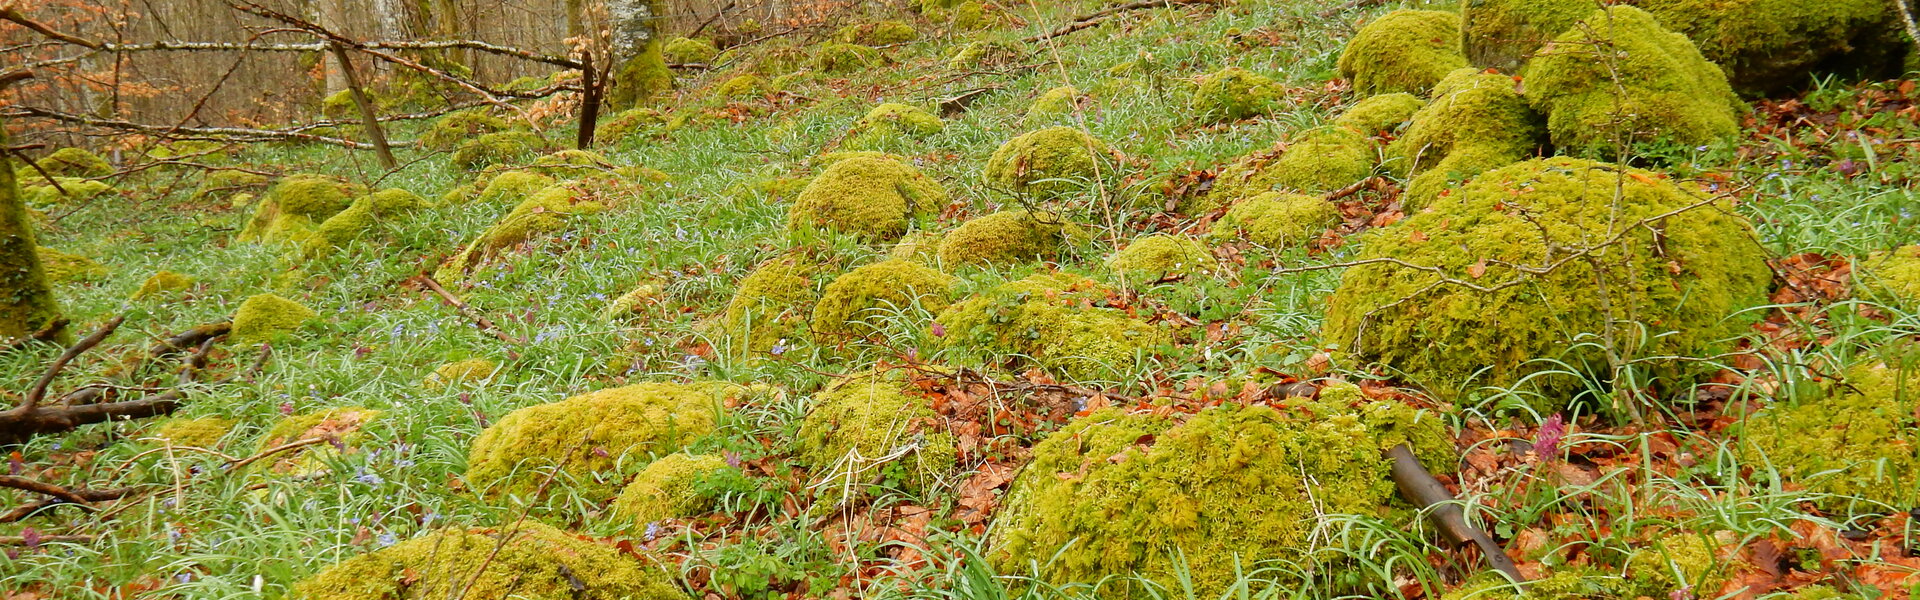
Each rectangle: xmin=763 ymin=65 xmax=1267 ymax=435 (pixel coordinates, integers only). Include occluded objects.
xmin=0 ymin=116 xmax=64 ymax=342
xmin=605 ymin=0 xmax=671 ymax=111
xmin=316 ymin=0 xmax=349 ymax=96
xmin=329 ymin=42 xmax=399 ymax=169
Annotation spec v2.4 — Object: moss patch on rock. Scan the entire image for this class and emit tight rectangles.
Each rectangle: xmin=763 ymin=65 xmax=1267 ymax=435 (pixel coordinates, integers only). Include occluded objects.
xmin=847 ymin=103 xmax=945 ymax=150
xmin=293 ymin=521 xmax=684 ymax=600
xmin=1625 ymin=533 xmax=1728 ymax=597
xmin=424 ymin=358 xmax=499 ymax=388
xmin=1337 ymin=10 xmax=1469 ymax=96
xmin=231 ymin=293 xmax=316 ymax=343
xmin=1522 ymin=6 xmax=1743 ymax=159
xmin=132 ymin=270 xmax=193 ymax=300
xmin=1460 ymin=0 xmax=1593 ymax=73
xmin=1735 ymin=362 xmax=1920 ymax=513
xmin=467 ymin=382 xmax=717 ymax=498
xmin=1210 ymin=192 xmax=1340 ymax=248
xmin=815 ymin=42 xmax=881 ymax=73
xmin=787 ymin=155 xmax=945 ymax=242
xmin=596 ymin=108 xmax=667 ymax=144
xmin=1392 ymin=68 xmax=1544 ymax=209
xmin=794 ymin=378 xmax=957 ymax=499
xmin=1026 ymin=85 xmax=1085 ymax=122
xmin=1189 ymin=67 xmax=1283 ymax=121
xmin=1855 ymin=245 xmax=1920 ymax=309
xmin=1333 ymin=93 xmax=1426 ymax=135
xmin=934 ymin=272 xmax=1162 ymax=380
xmin=835 ymin=21 xmax=917 ymax=45
xmin=420 ymin=110 xmax=509 ymax=151
xmin=983 ymin=127 xmax=1115 ymax=199
xmin=237 ymin=174 xmax=365 ymax=245
xmin=1270 ymin=127 xmax=1378 ymax=193
xmin=450 ymin=130 xmax=549 ymax=170
xmin=37 ymin=246 xmax=106 ymax=283
xmin=716 ymin=74 xmax=767 ymax=98
xmin=663 ymin=37 xmax=719 ymax=64
xmin=302 ymin=188 xmax=429 ymax=258
xmin=1636 ymin=0 xmax=1904 ymax=95
xmin=22 ymin=178 xmax=112 ymax=206
xmin=34 ymin=148 xmax=111 ymax=178
xmin=610 ymin=453 xmax=737 ymax=526
xmin=148 ymin=417 xmax=236 ymax=448
xmin=438 ymin=184 xmax=608 ymax=281
xmin=1107 ymin=234 xmax=1214 ymax=283
xmin=811 ymin=258 xmax=956 ymax=340
xmin=723 ymin=254 xmax=830 ymax=354
xmin=936 ymin=210 xmax=1078 ymax=268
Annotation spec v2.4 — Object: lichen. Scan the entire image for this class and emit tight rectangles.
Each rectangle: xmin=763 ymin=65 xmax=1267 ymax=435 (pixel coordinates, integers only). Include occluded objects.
xmin=1735 ymin=362 xmax=1920 ymax=513
xmin=302 ymin=188 xmax=429 ymax=258
xmin=1026 ymin=85 xmax=1084 ymax=122
xmin=1189 ymin=67 xmax=1283 ymax=122
xmin=466 ymin=382 xmax=718 ymax=498
xmin=662 ymin=37 xmax=718 ymax=64
xmin=1635 ymin=0 xmax=1903 ymax=95
xmin=132 ymin=270 xmax=194 ymax=300
xmin=596 ymin=108 xmax=667 ymax=144
xmin=786 ymin=155 xmax=945 ymax=242
xmin=794 ymin=379 xmax=957 ymax=499
xmin=991 ymin=388 xmax=1454 ymax=597
xmin=835 ymin=21 xmax=917 ymax=45
xmin=847 ymin=103 xmax=945 ymax=150
xmin=36 ymin=246 xmax=106 ymax=283
xmin=450 ymin=131 xmax=549 ymax=170
xmin=293 ymin=521 xmax=684 ymax=600
xmin=933 ymin=272 xmax=1162 ymax=381
xmin=983 ymin=127 xmax=1115 ymax=199
xmin=1391 ymin=68 xmax=1544 ymax=208
xmin=1522 ymin=6 xmax=1743 ymax=159
xmin=231 ymin=293 xmax=316 ymax=343
xmin=610 ymin=453 xmax=735 ymax=526
xmin=1210 ymin=191 xmax=1341 ymax=248
xmin=1460 ymin=0 xmax=1594 ymax=73
xmin=811 ymin=258 xmax=956 ymax=340
xmin=722 ymin=254 xmax=829 ymax=354
xmin=236 ymin=174 xmax=364 ymax=245
xmin=1855 ymin=245 xmax=1920 ymax=309
xmin=1337 ymin=10 xmax=1470 ymax=96
xmin=1626 ymin=533 xmax=1728 ymax=597
xmin=1332 ymin=93 xmax=1426 ymax=135
xmin=423 ymin=358 xmax=499 ymax=389
xmin=147 ymin=417 xmax=236 ymax=448
xmin=815 ymin=42 xmax=881 ymax=73
xmin=1323 ymin=158 xmax=1772 ymax=404
xmin=419 ymin=110 xmax=510 ymax=151
xmin=1108 ymin=234 xmax=1215 ymax=283
xmin=936 ymin=210 xmax=1078 ymax=268
xmin=34 ymin=148 xmax=111 ymax=178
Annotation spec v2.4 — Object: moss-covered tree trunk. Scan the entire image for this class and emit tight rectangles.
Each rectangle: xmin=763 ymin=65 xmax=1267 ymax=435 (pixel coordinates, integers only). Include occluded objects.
xmin=605 ymin=0 xmax=671 ymax=111
xmin=0 ymin=117 xmax=62 ymax=341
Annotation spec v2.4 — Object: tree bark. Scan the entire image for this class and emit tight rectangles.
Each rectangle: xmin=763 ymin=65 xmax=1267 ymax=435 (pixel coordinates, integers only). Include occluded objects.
xmin=328 ymin=42 xmax=399 ymax=168
xmin=316 ymin=0 xmax=349 ymax=96
xmin=604 ymin=0 xmax=671 ymax=111
xmin=0 ymin=113 xmax=64 ymax=342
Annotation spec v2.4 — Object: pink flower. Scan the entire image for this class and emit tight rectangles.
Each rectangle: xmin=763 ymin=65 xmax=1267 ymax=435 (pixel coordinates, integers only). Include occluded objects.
xmin=1535 ymin=414 xmax=1566 ymax=459
xmin=931 ymin=322 xmax=946 ymax=337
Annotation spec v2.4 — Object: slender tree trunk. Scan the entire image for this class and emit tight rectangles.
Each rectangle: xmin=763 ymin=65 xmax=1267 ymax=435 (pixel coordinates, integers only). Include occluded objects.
xmin=329 ymin=43 xmax=398 ymax=169
xmin=0 ymin=116 xmax=64 ymax=342
xmin=316 ymin=0 xmax=349 ymax=96
xmin=605 ymin=0 xmax=670 ymax=111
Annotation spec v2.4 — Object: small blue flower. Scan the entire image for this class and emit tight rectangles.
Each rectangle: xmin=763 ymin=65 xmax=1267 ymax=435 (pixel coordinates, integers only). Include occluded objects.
xmin=644 ymin=521 xmax=661 ymax=540
xmin=769 ymin=340 xmax=788 ymax=356
xmin=376 ymin=532 xmax=397 ymax=547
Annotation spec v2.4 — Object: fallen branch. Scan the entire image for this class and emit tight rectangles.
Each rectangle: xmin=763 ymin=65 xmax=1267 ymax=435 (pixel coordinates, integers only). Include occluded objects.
xmin=0 ymin=437 xmax=322 ymax=523
xmin=1387 ymin=444 xmax=1526 ymax=582
xmin=1024 ymin=0 xmax=1217 ymax=44
xmin=1324 ymin=176 xmax=1384 ymax=203
xmin=22 ymin=317 xmax=125 ymax=411
xmin=415 ymin=274 xmax=523 ymax=344
xmin=0 ymin=534 xmax=96 ymax=545
xmin=0 ymin=320 xmax=247 ymax=446
xmin=1 ymin=317 xmax=69 ymax=353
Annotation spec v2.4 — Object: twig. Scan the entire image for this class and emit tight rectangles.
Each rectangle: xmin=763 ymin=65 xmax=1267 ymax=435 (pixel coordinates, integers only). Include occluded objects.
xmin=21 ymin=317 xmax=125 ymax=411
xmin=2 ymin=317 xmax=69 ymax=353
xmin=0 ymin=534 xmax=95 ymax=545
xmin=1324 ymin=176 xmax=1383 ymax=202
xmin=1387 ymin=444 xmax=1526 ymax=581
xmin=415 ymin=274 xmax=522 ymax=344
xmin=1023 ymin=0 xmax=1215 ymax=44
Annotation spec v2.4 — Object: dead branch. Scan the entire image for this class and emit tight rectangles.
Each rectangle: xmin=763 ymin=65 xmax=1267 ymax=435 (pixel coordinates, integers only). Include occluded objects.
xmin=0 ymin=320 xmax=245 ymax=446
xmin=1387 ymin=444 xmax=1526 ymax=582
xmin=0 ymin=534 xmax=96 ymax=545
xmin=0 ymin=437 xmax=321 ymax=524
xmin=21 ymin=317 xmax=126 ymax=412
xmin=2 ymin=318 xmax=69 ymax=353
xmin=6 ymin=105 xmax=375 ymax=149
xmin=1325 ymin=176 xmax=1384 ymax=202
xmin=414 ymin=274 xmax=523 ymax=344
xmin=1024 ymin=0 xmax=1218 ymax=44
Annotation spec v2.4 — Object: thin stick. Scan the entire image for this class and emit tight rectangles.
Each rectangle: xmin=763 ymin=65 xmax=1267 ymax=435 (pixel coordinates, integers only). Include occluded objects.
xmin=416 ymin=274 xmax=522 ymax=344
xmin=21 ymin=316 xmax=125 ymax=411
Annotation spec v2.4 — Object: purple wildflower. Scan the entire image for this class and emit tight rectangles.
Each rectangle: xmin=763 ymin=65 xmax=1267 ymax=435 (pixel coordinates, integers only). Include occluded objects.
xmin=1535 ymin=414 xmax=1566 ymax=458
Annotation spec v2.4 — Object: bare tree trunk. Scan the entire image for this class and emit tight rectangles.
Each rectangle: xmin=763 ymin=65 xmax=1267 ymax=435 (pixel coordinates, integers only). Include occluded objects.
xmin=0 ymin=113 xmax=64 ymax=342
xmin=329 ymin=42 xmax=399 ymax=169
xmin=316 ymin=0 xmax=349 ymax=96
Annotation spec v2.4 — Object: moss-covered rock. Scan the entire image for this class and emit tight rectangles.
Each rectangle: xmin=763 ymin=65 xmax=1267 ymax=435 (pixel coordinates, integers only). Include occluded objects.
xmin=953 ymin=1 xmax=990 ymax=29
xmin=1855 ymin=245 xmax=1920 ymax=309
xmin=450 ymin=131 xmax=549 ymax=170
xmin=34 ymin=148 xmax=111 ymax=178
xmin=231 ymin=293 xmax=316 ymax=343
xmin=1735 ymin=362 xmax=1920 ymax=513
xmin=1625 ymin=533 xmax=1728 ymax=597
xmin=1189 ymin=67 xmax=1283 ymax=121
xmin=1107 ymin=234 xmax=1214 ymax=283
xmin=22 ymin=177 xmax=111 ymax=206
xmin=847 ymin=103 xmax=945 ymax=150
xmin=132 ymin=270 xmax=193 ymax=300
xmin=835 ymin=21 xmax=918 ymax=45
xmin=424 ymin=358 xmax=499 ymax=388
xmin=1439 ymin=569 xmax=1628 ymax=600
xmin=662 ymin=37 xmax=718 ymax=64
xmin=610 ymin=453 xmax=736 ymax=525
xmin=1210 ymin=192 xmax=1341 ymax=248
xmin=889 ymin=230 xmax=944 ymax=263
xmin=992 ymin=386 xmax=1454 ymax=596
xmin=936 ymin=210 xmax=1078 ymax=268
xmin=604 ymin=281 xmax=663 ymax=319
xmin=794 ymin=378 xmax=957 ymax=498
xmin=722 ymin=254 xmax=829 ymax=354
xmin=1324 ymin=158 xmax=1771 ymax=403
xmin=293 ymin=521 xmax=684 ymax=600
xmin=946 ymin=39 xmax=1021 ymax=70
xmin=1332 ymin=93 xmax=1426 ymax=135
xmin=1266 ymin=127 xmax=1378 ymax=194
xmin=787 ymin=155 xmax=944 ymax=242
xmin=37 ymin=246 xmax=106 ymax=282
xmin=189 ymin=170 xmax=268 ymax=205
xmin=1337 ymin=10 xmax=1469 ymax=96
xmin=302 ymin=188 xmax=429 ymax=258
xmin=1522 ymin=6 xmax=1742 ymax=159
xmin=527 ymin=149 xmax=617 ymax=179
xmin=815 ymin=42 xmax=881 ymax=73
xmin=148 ymin=417 xmax=236 ymax=448
xmin=467 ymin=382 xmax=717 ymax=497
xmin=934 ymin=272 xmax=1162 ymax=380
xmin=419 ymin=110 xmax=509 ymax=151
xmin=254 ymin=407 xmax=382 ymax=473
xmin=983 ymin=127 xmax=1116 ymax=199
xmin=1460 ymin=0 xmax=1593 ymax=73
xmin=455 ymin=170 xmax=555 ymax=206
xmin=715 ymin=74 xmax=767 ymax=98
xmin=1025 ymin=86 xmax=1085 ymax=122
xmin=811 ymin=258 xmax=956 ymax=340
xmin=1636 ymin=0 xmax=1904 ymax=95
xmin=437 ymin=184 xmax=608 ymax=281
xmin=1392 ymin=68 xmax=1544 ymax=209
xmin=595 ymin=108 xmax=666 ymax=144
xmin=237 ymin=174 xmax=365 ymax=245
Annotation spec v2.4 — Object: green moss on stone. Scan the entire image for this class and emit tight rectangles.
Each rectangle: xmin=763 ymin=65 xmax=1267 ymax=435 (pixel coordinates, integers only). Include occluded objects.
xmin=1392 ymin=68 xmax=1544 ymax=207
xmin=1439 ymin=569 xmax=1628 ymax=600
xmin=1856 ymin=245 xmax=1920 ymax=309
xmin=35 ymin=148 xmax=111 ymax=178
xmin=1626 ymin=533 xmax=1727 ymax=597
xmin=1333 ymin=93 xmax=1426 ymax=135
xmin=983 ymin=127 xmax=1115 ymax=199
xmin=461 ymin=171 xmax=555 ymax=206
xmin=795 ymin=379 xmax=957 ymax=499
xmin=132 ymin=270 xmax=193 ymax=300
xmin=148 ymin=417 xmax=236 ymax=448
xmin=611 ymin=453 xmax=736 ymax=526
xmin=231 ymin=293 xmax=317 ymax=343
xmin=424 ymin=358 xmax=499 ymax=388
xmin=22 ymin=178 xmax=111 ymax=206
xmin=596 ymin=108 xmax=667 ymax=143
xmin=294 ymin=521 xmax=684 ymax=600
xmin=1735 ymin=362 xmax=1920 ymax=513
xmin=1636 ymin=0 xmax=1903 ymax=95
xmin=815 ymin=43 xmax=881 ymax=73
xmin=450 ymin=130 xmax=549 ymax=170
xmin=1210 ymin=192 xmax=1341 ymax=248
xmin=420 ymin=110 xmax=510 ymax=151
xmin=189 ymin=170 xmax=268 ymax=205
xmin=889 ymin=230 xmax=944 ymax=263
xmin=467 ymin=382 xmax=717 ymax=498
xmin=236 ymin=174 xmax=364 ymax=245
xmin=1270 ymin=127 xmax=1378 ymax=193
xmin=724 ymin=254 xmax=829 ymax=354
xmin=847 ymin=103 xmax=945 ymax=150
xmin=1026 ymin=86 xmax=1084 ymax=122
xmin=1107 ymin=234 xmax=1214 ymax=283
xmin=1189 ymin=67 xmax=1283 ymax=121
xmin=835 ymin=21 xmax=917 ymax=45
xmin=662 ymin=37 xmax=719 ymax=64
xmin=811 ymin=258 xmax=956 ymax=340
xmin=303 ymin=188 xmax=428 ymax=258
xmin=936 ymin=210 xmax=1078 ymax=268
xmin=604 ymin=281 xmax=663 ymax=319
xmin=716 ymin=74 xmax=767 ymax=98
xmin=37 ymin=246 xmax=106 ymax=282
xmin=933 ymin=272 xmax=1162 ymax=380
xmin=437 ymin=184 xmax=606 ymax=281
xmin=1522 ymin=6 xmax=1743 ymax=159
xmin=1460 ymin=0 xmax=1593 ymax=73
xmin=1337 ymin=10 xmax=1469 ymax=96
xmin=787 ymin=155 xmax=945 ymax=242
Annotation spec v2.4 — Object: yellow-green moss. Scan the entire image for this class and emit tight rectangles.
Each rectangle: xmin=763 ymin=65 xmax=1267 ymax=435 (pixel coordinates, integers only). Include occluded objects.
xmin=528 ymin=149 xmax=616 ymax=178
xmin=424 ymin=358 xmax=499 ymax=388
xmin=236 ymin=174 xmax=365 ymax=245
xmin=815 ymin=42 xmax=881 ymax=73
xmin=189 ymin=170 xmax=268 ymax=205
xmin=610 ymin=453 xmax=734 ymax=525
xmin=596 ymin=108 xmax=666 ymax=143
xmin=1026 ymin=85 xmax=1085 ymax=122
xmin=132 ymin=270 xmax=193 ymax=300
xmin=1637 ymin=0 xmax=1903 ymax=95
xmin=254 ymin=407 xmax=383 ymax=474
xmin=609 ymin=30 xmax=672 ymax=111
xmin=34 ymin=148 xmax=111 ymax=178
xmin=303 ymin=188 xmax=428 ymax=258
xmin=293 ymin=521 xmax=684 ymax=600
xmin=450 ymin=130 xmax=549 ymax=170
xmin=992 ymin=389 xmax=1453 ymax=597
xmin=1626 ymin=533 xmax=1728 ymax=597
xmin=604 ymin=281 xmax=663 ymax=319
xmin=1522 ymin=6 xmax=1743 ymax=159
xmin=1337 ymin=10 xmax=1470 ymax=96
xmin=467 ymin=382 xmax=717 ymax=498
xmin=1392 ymin=68 xmax=1544 ymax=208
xmin=847 ymin=103 xmax=945 ymax=150
xmin=1210 ymin=192 xmax=1340 ymax=248
xmin=1460 ymin=0 xmax=1593 ymax=73
xmin=662 ymin=37 xmax=718 ymax=64
xmin=953 ymin=1 xmax=989 ymax=29
xmin=983 ymin=127 xmax=1115 ymax=199
xmin=1333 ymin=93 xmax=1426 ymax=135
xmin=1189 ymin=67 xmax=1283 ymax=122
xmin=946 ymin=39 xmax=1020 ymax=70
xmin=936 ymin=210 xmax=1078 ymax=268
xmin=787 ymin=155 xmax=945 ymax=242
xmin=723 ymin=254 xmax=829 ymax=354
xmin=37 ymin=246 xmax=106 ymax=282
xmin=889 ymin=230 xmax=944 ymax=263
xmin=716 ymin=74 xmax=766 ymax=98
xmin=22 ymin=177 xmax=111 ymax=206
xmin=1268 ymin=127 xmax=1378 ymax=193
xmin=419 ymin=110 xmax=510 ymax=151
xmin=1439 ymin=570 xmax=1628 ymax=600
xmin=933 ymin=272 xmax=1162 ymax=380
xmin=794 ymin=379 xmax=957 ymax=498
xmin=148 ymin=417 xmax=236 ymax=448
xmin=460 ymin=170 xmax=555 ymax=206
xmin=1324 ymin=158 xmax=1771 ymax=404
xmin=437 ymin=184 xmax=606 ymax=281
xmin=811 ymin=258 xmax=956 ymax=340
xmin=231 ymin=293 xmax=316 ymax=343
xmin=1108 ymin=234 xmax=1214 ymax=283
xmin=1856 ymin=245 xmax=1920 ymax=309
xmin=835 ymin=21 xmax=918 ymax=45
xmin=1735 ymin=362 xmax=1920 ymax=513
xmin=0 ymin=119 xmax=60 ymax=342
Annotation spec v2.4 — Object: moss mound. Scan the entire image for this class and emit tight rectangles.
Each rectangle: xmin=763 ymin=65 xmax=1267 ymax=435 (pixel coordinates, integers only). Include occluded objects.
xmin=815 ymin=42 xmax=881 ymax=73
xmin=723 ymin=254 xmax=829 ymax=354
xmin=1625 ymin=533 xmax=1728 ymax=597
xmin=231 ymin=293 xmax=316 ymax=343
xmin=1026 ymin=85 xmax=1084 ymax=122
xmin=22 ymin=177 xmax=111 ymax=206
xmin=1107 ymin=234 xmax=1214 ymax=283
xmin=1735 ymin=362 xmax=1920 ymax=513
xmin=1460 ymin=0 xmax=1594 ymax=73
xmin=595 ymin=108 xmax=666 ymax=143
xmin=1332 ymin=93 xmax=1426 ymax=135
xmin=237 ymin=174 xmax=365 ymax=244
xmin=450 ymin=131 xmax=549 ymax=170
xmin=132 ymin=270 xmax=193 ymax=300
xmin=662 ymin=37 xmax=718 ymax=64
xmin=847 ymin=103 xmax=945 ymax=149
xmin=934 ymin=272 xmax=1161 ymax=380
xmin=604 ymin=281 xmax=663 ymax=319
xmin=992 ymin=385 xmax=1453 ymax=596
xmin=1268 ymin=127 xmax=1378 ymax=193
xmin=294 ymin=521 xmax=683 ymax=600
xmin=936 ymin=210 xmax=1077 ymax=268
xmin=254 ymin=407 xmax=382 ymax=473
xmin=811 ymin=259 xmax=956 ymax=340
xmin=460 ymin=170 xmax=555 ymax=206
xmin=794 ymin=379 xmax=957 ymax=498
xmin=34 ymin=148 xmax=111 ymax=178
xmin=1855 ymin=245 xmax=1920 ymax=309
xmin=787 ymin=155 xmax=945 ymax=242
xmin=835 ymin=20 xmax=918 ymax=45
xmin=189 ymin=170 xmax=268 ymax=205
xmin=438 ymin=184 xmax=608 ymax=281
xmin=419 ymin=110 xmax=509 ymax=151
xmin=983 ymin=127 xmax=1115 ymax=199
xmin=303 ymin=188 xmax=429 ymax=258
xmin=1189 ymin=67 xmax=1283 ymax=121
xmin=467 ymin=382 xmax=717 ymax=497
xmin=37 ymin=246 xmax=106 ymax=282
xmin=424 ymin=358 xmax=499 ymax=388
xmin=1393 ymin=68 xmax=1544 ymax=209
xmin=1636 ymin=0 xmax=1904 ymax=95
xmin=716 ymin=74 xmax=766 ymax=98
xmin=611 ymin=453 xmax=736 ymax=525
xmin=1324 ymin=158 xmax=1771 ymax=402
xmin=1439 ymin=570 xmax=1627 ymax=600
xmin=1337 ymin=10 xmax=1469 ymax=96
xmin=1522 ymin=6 xmax=1742 ymax=159
xmin=1210 ymin=192 xmax=1340 ymax=248
xmin=148 ymin=417 xmax=236 ymax=448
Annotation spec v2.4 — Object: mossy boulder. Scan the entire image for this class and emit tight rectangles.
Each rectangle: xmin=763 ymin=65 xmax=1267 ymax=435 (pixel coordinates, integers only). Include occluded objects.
xmin=811 ymin=258 xmax=956 ymax=340
xmin=835 ymin=21 xmax=918 ymax=45
xmin=722 ymin=254 xmax=829 ymax=354
xmin=815 ymin=42 xmax=881 ymax=73
xmin=37 ymin=246 xmax=106 ymax=283
xmin=991 ymin=385 xmax=1454 ymax=596
xmin=1393 ymin=68 xmax=1544 ymax=209
xmin=147 ymin=417 xmax=236 ymax=448
xmin=450 ymin=131 xmax=549 ymax=170
xmin=424 ymin=358 xmax=499 ymax=388
xmin=794 ymin=378 xmax=957 ymax=498
xmin=455 ymin=170 xmax=555 ymax=206
xmin=466 ymin=382 xmax=717 ymax=498
xmin=1522 ymin=6 xmax=1742 ymax=159
xmin=132 ymin=270 xmax=194 ymax=300
xmin=716 ymin=74 xmax=767 ymax=98
xmin=22 ymin=177 xmax=111 ymax=206
xmin=983 ymin=127 xmax=1116 ymax=199
xmin=946 ymin=39 xmax=1021 ymax=70
xmin=419 ymin=110 xmax=509 ymax=151
xmin=438 ymin=184 xmax=608 ymax=281
xmin=847 ymin=103 xmax=945 ymax=150
xmin=1333 ymin=93 xmax=1426 ymax=135
xmin=1625 ymin=533 xmax=1728 ymax=597
xmin=1210 ymin=192 xmax=1341 ymax=248
xmin=1026 ymin=85 xmax=1085 ymax=122
xmin=1439 ymin=570 xmax=1628 ymax=600
xmin=933 ymin=272 xmax=1162 ymax=380
xmin=302 ymin=188 xmax=429 ymax=258
xmin=595 ymin=108 xmax=666 ymax=143
xmin=1337 ymin=10 xmax=1469 ymax=96
xmin=231 ymin=293 xmax=316 ymax=343
xmin=237 ymin=174 xmax=365 ymax=245
xmin=610 ymin=453 xmax=737 ymax=525
xmin=1460 ymin=0 xmax=1594 ymax=73
xmin=1189 ymin=67 xmax=1283 ymax=121
xmin=34 ymin=148 xmax=111 ymax=178
xmin=1107 ymin=234 xmax=1214 ymax=283
xmin=787 ymin=155 xmax=945 ymax=242
xmin=662 ymin=37 xmax=718 ymax=64
xmin=189 ymin=170 xmax=268 ymax=205
xmin=1265 ymin=127 xmax=1378 ymax=194
xmin=1324 ymin=158 xmax=1771 ymax=404
xmin=1637 ymin=0 xmax=1904 ymax=95
xmin=1735 ymin=362 xmax=1920 ymax=513
xmin=936 ymin=210 xmax=1078 ymax=268
xmin=293 ymin=521 xmax=683 ymax=600
xmin=255 ymin=407 xmax=382 ymax=473
xmin=1855 ymin=245 xmax=1920 ymax=309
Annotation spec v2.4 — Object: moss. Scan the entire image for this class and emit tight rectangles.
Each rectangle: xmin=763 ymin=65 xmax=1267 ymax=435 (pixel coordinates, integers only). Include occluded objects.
xmin=1324 ymin=158 xmax=1772 ymax=404
xmin=148 ymin=417 xmax=236 ymax=448
xmin=1735 ymin=362 xmax=1920 ymax=513
xmin=835 ymin=21 xmax=918 ymax=45
xmin=1460 ymin=0 xmax=1593 ymax=73
xmin=811 ymin=259 xmax=956 ymax=340
xmin=423 ymin=358 xmax=499 ymax=388
xmin=1439 ymin=570 xmax=1628 ymax=600
xmin=35 ymin=148 xmax=111 ymax=178
xmin=946 ymin=39 xmax=1020 ymax=70
xmin=933 ymin=272 xmax=1162 ymax=380
xmin=815 ymin=42 xmax=881 ymax=73
xmin=786 ymin=155 xmax=945 ymax=242
xmin=528 ymin=149 xmax=616 ymax=179
xmin=1108 ymin=234 xmax=1214 ymax=283
xmin=794 ymin=379 xmax=957 ymax=499
xmin=662 ymin=37 xmax=718 ymax=64
xmin=983 ymin=127 xmax=1116 ymax=199
xmin=847 ymin=103 xmax=945 ymax=150
xmin=22 ymin=178 xmax=111 ymax=206
xmin=1392 ymin=68 xmax=1544 ymax=206
xmin=936 ymin=210 xmax=1078 ymax=268
xmin=1522 ymin=6 xmax=1743 ymax=159
xmin=610 ymin=453 xmax=734 ymax=525
xmin=716 ymin=74 xmax=766 ymax=98
xmin=723 ymin=254 xmax=829 ymax=354
xmin=254 ymin=407 xmax=382 ymax=474
xmin=992 ymin=390 xmax=1453 ymax=596
xmin=419 ymin=110 xmax=509 ymax=151
xmin=1269 ymin=127 xmax=1378 ymax=193
xmin=0 ymin=118 xmax=61 ymax=341
xmin=1026 ymin=85 xmax=1084 ymax=121
xmin=1189 ymin=67 xmax=1283 ymax=121
xmin=953 ymin=1 xmax=988 ymax=29
xmin=36 ymin=246 xmax=106 ymax=282
xmin=303 ymin=188 xmax=428 ymax=258
xmin=462 ymin=170 xmax=555 ymax=206
xmin=1636 ymin=0 xmax=1903 ymax=95
xmin=1333 ymin=93 xmax=1426 ymax=135
xmin=1337 ymin=10 xmax=1469 ymax=96
xmin=437 ymin=184 xmax=607 ymax=281
xmin=293 ymin=521 xmax=684 ymax=600
xmin=231 ymin=293 xmax=316 ymax=343
xmin=1856 ymin=245 xmax=1920 ymax=309
xmin=189 ymin=170 xmax=268 ymax=205
xmin=132 ymin=270 xmax=194 ymax=300
xmin=237 ymin=174 xmax=365 ymax=245
xmin=604 ymin=281 xmax=663 ymax=319
xmin=1626 ymin=534 xmax=1727 ymax=597
xmin=450 ymin=130 xmax=549 ymax=170
xmin=467 ymin=382 xmax=716 ymax=497
xmin=596 ymin=108 xmax=667 ymax=143
xmin=1210 ymin=192 xmax=1341 ymax=248
xmin=889 ymin=230 xmax=944 ymax=263
xmin=609 ymin=32 xmax=672 ymax=111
